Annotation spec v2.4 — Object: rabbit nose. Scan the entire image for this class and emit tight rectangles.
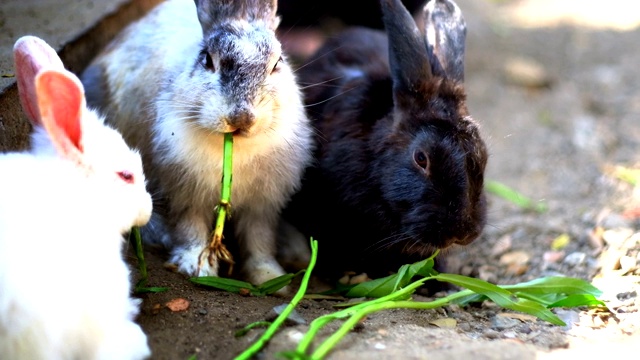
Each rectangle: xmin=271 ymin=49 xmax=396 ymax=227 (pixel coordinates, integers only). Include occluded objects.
xmin=227 ymin=110 xmax=255 ymax=131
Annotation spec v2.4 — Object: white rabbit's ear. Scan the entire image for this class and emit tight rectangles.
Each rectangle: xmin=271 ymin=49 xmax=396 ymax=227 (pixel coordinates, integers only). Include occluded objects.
xmin=13 ymin=35 xmax=65 ymax=125
xmin=35 ymin=69 xmax=87 ymax=165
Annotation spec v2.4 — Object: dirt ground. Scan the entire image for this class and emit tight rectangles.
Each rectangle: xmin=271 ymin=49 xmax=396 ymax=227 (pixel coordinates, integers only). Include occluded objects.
xmin=127 ymin=1 xmax=640 ymax=359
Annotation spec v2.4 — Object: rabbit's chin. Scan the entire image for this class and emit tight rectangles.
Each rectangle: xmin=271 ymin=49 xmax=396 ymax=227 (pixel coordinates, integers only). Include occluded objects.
xmin=392 ymin=234 xmax=481 ymax=259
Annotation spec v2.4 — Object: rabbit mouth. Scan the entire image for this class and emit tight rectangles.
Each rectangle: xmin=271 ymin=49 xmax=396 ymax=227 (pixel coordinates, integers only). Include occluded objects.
xmin=221 ymin=126 xmax=244 ymax=137
xmin=229 ymin=128 xmax=249 ymax=137
xmin=451 ymin=234 xmax=478 ymax=246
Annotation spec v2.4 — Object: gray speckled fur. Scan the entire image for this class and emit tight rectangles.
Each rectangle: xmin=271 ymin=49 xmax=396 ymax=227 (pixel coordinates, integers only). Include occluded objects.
xmin=80 ymin=0 xmax=314 ymax=287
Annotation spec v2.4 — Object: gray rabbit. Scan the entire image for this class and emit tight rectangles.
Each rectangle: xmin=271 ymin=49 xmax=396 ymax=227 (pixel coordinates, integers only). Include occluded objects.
xmin=81 ymin=0 xmax=314 ymax=288
xmin=281 ymin=0 xmax=488 ymax=283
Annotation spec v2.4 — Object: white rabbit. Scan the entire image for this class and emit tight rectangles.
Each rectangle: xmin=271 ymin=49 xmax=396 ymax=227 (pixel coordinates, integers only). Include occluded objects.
xmin=0 ymin=35 xmax=152 ymax=360
xmin=80 ymin=0 xmax=314 ymax=288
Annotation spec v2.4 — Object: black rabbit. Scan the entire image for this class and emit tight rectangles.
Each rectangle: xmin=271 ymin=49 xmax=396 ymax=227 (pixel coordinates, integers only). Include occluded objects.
xmin=280 ymin=0 xmax=489 ymax=285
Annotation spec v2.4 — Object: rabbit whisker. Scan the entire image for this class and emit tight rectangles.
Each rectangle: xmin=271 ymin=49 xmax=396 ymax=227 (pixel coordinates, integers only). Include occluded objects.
xmin=309 ymin=125 xmax=326 ymax=142
xmin=304 ymin=85 xmax=358 ymax=108
xmin=293 ymin=42 xmax=347 ymax=73
xmin=365 ymin=231 xmax=410 ymax=254
xmin=298 ymin=75 xmax=345 ymax=91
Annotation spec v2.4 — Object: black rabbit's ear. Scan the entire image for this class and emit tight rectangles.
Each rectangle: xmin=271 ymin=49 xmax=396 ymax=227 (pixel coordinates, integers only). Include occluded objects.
xmin=421 ymin=0 xmax=467 ymax=83
xmin=380 ymin=0 xmax=433 ymax=95
xmin=195 ymin=0 xmax=278 ymax=31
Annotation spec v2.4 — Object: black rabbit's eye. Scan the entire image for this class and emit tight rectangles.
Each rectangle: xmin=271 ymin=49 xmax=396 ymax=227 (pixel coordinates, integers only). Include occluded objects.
xmin=271 ymin=56 xmax=282 ymax=74
xmin=413 ymin=150 xmax=429 ymax=171
xmin=200 ymin=51 xmax=215 ymax=71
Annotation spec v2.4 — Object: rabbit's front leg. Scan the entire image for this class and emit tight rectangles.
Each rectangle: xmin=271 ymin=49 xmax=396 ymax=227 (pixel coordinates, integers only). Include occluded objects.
xmin=234 ymin=207 xmax=286 ymax=289
xmin=169 ymin=211 xmax=220 ymax=277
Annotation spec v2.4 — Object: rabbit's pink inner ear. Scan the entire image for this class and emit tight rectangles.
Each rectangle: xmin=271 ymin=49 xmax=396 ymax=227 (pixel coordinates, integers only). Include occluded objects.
xmin=35 ymin=70 xmax=85 ymax=159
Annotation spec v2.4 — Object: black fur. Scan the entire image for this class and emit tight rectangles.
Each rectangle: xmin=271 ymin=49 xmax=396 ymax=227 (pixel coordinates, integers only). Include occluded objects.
xmin=282 ymin=0 xmax=488 ymax=285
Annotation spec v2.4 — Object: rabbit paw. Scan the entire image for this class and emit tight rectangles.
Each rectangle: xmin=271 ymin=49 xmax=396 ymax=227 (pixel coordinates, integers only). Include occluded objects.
xmin=243 ymin=256 xmax=289 ymax=296
xmin=168 ymin=245 xmax=219 ymax=277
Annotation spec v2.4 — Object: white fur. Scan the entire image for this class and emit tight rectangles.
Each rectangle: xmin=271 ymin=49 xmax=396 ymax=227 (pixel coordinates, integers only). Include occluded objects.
xmin=0 ymin=35 xmax=152 ymax=359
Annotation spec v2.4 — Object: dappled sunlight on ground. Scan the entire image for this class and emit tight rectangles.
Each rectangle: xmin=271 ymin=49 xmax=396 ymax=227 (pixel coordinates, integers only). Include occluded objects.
xmin=499 ymin=0 xmax=640 ymax=31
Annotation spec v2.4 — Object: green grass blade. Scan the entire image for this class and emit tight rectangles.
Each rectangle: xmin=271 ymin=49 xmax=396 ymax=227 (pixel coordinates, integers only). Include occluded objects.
xmin=501 ymin=276 xmax=602 ymax=296
xmin=485 ymin=179 xmax=548 ymax=213
xmin=547 ymin=294 xmax=606 ymax=308
xmin=257 ymin=270 xmax=305 ymax=295
xmin=235 ymin=238 xmax=319 ymax=360
xmin=221 ymin=133 xmax=233 ymax=202
xmin=235 ymin=321 xmax=272 ymax=337
xmin=435 ymin=273 xmax=565 ymax=326
xmin=190 ymin=276 xmax=258 ymax=294
xmin=344 ymin=253 xmax=438 ymax=298
xmin=130 ymin=226 xmax=169 ymax=293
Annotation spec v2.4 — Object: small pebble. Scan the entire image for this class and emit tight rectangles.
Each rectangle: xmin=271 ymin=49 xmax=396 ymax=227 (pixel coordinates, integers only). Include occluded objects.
xmin=430 ymin=318 xmax=457 ymax=328
xmin=543 ymin=250 xmax=565 ymax=264
xmin=563 ymin=252 xmax=587 ymax=266
xmin=505 ymin=263 xmax=529 ymax=276
xmin=350 ymin=273 xmax=371 ymax=284
xmin=491 ymin=315 xmax=520 ymax=330
xmin=554 ymin=309 xmax=580 ymax=331
xmin=272 ymin=304 xmax=306 ymax=325
xmin=491 ymin=234 xmax=513 ymax=256
xmin=477 ymin=265 xmax=499 ymax=283
xmin=483 ymin=329 xmax=501 ymax=339
xmin=286 ymin=329 xmax=304 ymax=343
xmin=499 ymin=251 xmax=531 ymax=266
xmin=518 ymin=325 xmax=532 ymax=335
xmin=503 ymin=56 xmax=553 ymax=88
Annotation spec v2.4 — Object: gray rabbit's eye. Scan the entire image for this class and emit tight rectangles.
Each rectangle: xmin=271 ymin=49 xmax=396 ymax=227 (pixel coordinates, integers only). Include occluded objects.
xmin=413 ymin=150 xmax=429 ymax=172
xmin=199 ymin=51 xmax=215 ymax=71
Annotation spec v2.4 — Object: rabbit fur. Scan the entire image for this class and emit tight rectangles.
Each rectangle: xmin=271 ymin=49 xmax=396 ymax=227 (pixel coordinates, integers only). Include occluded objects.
xmin=281 ymin=0 xmax=489 ymax=280
xmin=0 ymin=36 xmax=151 ymax=359
xmin=80 ymin=0 xmax=314 ymax=287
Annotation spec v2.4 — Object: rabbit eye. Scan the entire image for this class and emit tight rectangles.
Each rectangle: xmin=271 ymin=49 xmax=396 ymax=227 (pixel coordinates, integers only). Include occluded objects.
xmin=118 ymin=171 xmax=135 ymax=184
xmin=413 ymin=150 xmax=429 ymax=171
xmin=271 ymin=56 xmax=282 ymax=74
xmin=199 ymin=51 xmax=215 ymax=71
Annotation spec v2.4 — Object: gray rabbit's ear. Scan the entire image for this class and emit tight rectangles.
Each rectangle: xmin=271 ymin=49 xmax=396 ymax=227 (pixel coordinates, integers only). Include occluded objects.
xmin=252 ymin=0 xmax=279 ymax=29
xmin=421 ymin=0 xmax=467 ymax=83
xmin=195 ymin=0 xmax=278 ymax=31
xmin=380 ymin=0 xmax=433 ymax=96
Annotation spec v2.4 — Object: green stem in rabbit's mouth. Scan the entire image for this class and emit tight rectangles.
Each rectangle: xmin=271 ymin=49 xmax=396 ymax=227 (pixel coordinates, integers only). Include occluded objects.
xmin=199 ymin=132 xmax=235 ymax=274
